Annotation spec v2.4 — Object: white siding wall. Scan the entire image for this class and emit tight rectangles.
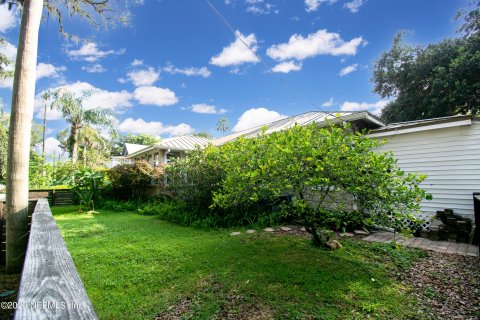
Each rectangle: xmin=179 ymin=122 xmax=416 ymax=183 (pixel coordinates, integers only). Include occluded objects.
xmin=373 ymin=121 xmax=480 ymax=220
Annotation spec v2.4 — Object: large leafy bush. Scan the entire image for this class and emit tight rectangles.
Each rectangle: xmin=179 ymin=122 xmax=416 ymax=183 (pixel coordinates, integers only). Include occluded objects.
xmin=107 ymin=160 xmax=163 ymax=198
xmin=160 ymin=120 xmax=428 ymax=246
xmin=211 ymin=121 xmax=428 ymax=246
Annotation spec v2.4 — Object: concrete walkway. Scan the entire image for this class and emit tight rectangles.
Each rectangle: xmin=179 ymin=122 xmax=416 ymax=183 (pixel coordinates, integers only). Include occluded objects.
xmin=363 ymin=231 xmax=479 ymax=257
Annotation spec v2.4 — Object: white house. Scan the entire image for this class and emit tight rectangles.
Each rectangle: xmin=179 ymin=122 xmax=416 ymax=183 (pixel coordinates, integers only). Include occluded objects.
xmin=368 ymin=115 xmax=480 ymax=219
xmin=120 ymin=111 xmax=480 ymax=222
xmin=126 ymin=135 xmax=212 ymax=167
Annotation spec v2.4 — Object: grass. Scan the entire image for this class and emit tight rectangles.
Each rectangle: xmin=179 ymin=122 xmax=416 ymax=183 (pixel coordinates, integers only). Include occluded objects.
xmin=53 ymin=206 xmax=427 ymax=320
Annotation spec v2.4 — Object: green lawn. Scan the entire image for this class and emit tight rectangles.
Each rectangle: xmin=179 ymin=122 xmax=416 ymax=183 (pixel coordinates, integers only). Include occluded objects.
xmin=53 ymin=206 xmax=427 ymax=320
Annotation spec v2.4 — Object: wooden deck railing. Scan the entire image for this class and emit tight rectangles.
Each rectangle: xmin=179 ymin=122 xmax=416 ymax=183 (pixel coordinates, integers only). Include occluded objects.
xmin=14 ymin=198 xmax=97 ymax=319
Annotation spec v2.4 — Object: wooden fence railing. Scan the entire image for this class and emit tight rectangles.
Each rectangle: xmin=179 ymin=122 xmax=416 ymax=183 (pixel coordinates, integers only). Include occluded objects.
xmin=0 ymin=200 xmax=36 ymax=266
xmin=29 ymin=189 xmax=76 ymax=206
xmin=14 ymin=199 xmax=97 ymax=319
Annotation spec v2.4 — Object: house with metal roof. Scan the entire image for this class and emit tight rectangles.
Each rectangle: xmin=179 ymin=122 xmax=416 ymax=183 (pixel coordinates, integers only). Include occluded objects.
xmin=368 ymin=114 xmax=480 ymax=221
xmin=119 ymin=111 xmax=480 ymax=225
xmin=126 ymin=135 xmax=212 ymax=167
xmin=214 ymin=111 xmax=384 ymax=146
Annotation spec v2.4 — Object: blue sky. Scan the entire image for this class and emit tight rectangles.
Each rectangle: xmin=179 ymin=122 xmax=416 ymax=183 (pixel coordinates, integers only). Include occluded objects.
xmin=0 ymin=0 xmax=470 ymax=155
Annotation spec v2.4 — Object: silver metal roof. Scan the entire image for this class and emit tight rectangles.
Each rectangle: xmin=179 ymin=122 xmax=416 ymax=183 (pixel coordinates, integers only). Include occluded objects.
xmin=123 ymin=143 xmax=148 ymax=156
xmin=156 ymin=135 xmax=212 ymax=150
xmin=370 ymin=115 xmax=473 ymax=132
xmin=214 ymin=111 xmax=384 ymax=146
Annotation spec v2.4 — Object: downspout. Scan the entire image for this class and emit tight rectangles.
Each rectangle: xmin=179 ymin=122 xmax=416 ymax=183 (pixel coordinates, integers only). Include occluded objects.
xmin=163 ymin=149 xmax=171 ymax=186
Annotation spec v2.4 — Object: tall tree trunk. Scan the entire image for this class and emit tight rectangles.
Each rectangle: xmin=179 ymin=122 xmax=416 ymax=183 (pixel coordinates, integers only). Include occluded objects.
xmin=71 ymin=125 xmax=79 ymax=163
xmin=6 ymin=0 xmax=44 ymax=273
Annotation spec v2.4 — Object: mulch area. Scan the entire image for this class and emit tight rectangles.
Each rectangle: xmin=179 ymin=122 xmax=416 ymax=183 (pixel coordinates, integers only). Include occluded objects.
xmin=0 ymin=267 xmax=20 ymax=320
xmin=402 ymin=251 xmax=480 ymax=320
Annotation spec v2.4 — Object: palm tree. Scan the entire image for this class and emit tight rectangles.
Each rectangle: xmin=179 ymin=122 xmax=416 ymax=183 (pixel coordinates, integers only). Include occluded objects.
xmin=51 ymin=89 xmax=115 ymax=163
xmin=2 ymin=0 xmax=127 ymax=273
xmin=4 ymin=0 xmax=43 ymax=273
xmin=78 ymin=125 xmax=110 ymax=168
xmin=216 ymin=118 xmax=230 ymax=135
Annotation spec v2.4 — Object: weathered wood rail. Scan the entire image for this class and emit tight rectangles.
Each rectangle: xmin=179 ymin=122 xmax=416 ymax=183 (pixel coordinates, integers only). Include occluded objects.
xmin=15 ymin=198 xmax=97 ymax=319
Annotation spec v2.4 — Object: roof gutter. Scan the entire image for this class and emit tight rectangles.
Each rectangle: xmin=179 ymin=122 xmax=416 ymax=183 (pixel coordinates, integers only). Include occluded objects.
xmin=368 ymin=115 xmax=472 ymax=138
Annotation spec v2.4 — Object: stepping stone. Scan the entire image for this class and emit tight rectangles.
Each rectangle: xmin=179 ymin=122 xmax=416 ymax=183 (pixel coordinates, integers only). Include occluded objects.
xmin=230 ymin=232 xmax=241 ymax=236
xmin=339 ymin=232 xmax=354 ymax=237
xmin=263 ymin=228 xmax=275 ymax=232
xmin=280 ymin=226 xmax=292 ymax=231
xmin=246 ymin=229 xmax=256 ymax=234
xmin=354 ymin=229 xmax=369 ymax=235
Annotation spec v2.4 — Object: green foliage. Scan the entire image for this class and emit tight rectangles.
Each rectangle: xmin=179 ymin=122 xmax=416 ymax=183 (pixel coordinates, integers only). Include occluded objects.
xmin=212 ymin=121 xmax=427 ymax=246
xmin=50 ymin=88 xmax=116 ymax=163
xmin=318 ymin=209 xmax=374 ymax=232
xmin=373 ymin=3 xmax=480 ymax=123
xmin=193 ymin=132 xmax=213 ymax=139
xmin=165 ymin=120 xmax=427 ymax=242
xmin=0 ymin=38 xmax=13 ymax=80
xmin=123 ymin=133 xmax=160 ymax=146
xmin=52 ymin=160 xmax=82 ymax=185
xmin=29 ymin=153 xmax=54 ymax=188
xmin=107 ymin=160 xmax=162 ymax=198
xmin=71 ymin=168 xmax=107 ymax=212
xmin=216 ymin=117 xmax=230 ymax=134
xmin=110 ymin=133 xmax=161 ymax=156
xmin=0 ymin=113 xmax=51 ymax=186
xmin=100 ymin=199 xmax=143 ymax=212
xmin=166 ymin=145 xmax=223 ymax=209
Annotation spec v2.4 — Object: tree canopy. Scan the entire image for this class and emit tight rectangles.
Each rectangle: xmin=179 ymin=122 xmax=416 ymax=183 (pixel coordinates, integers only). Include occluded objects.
xmin=51 ymin=88 xmax=116 ymax=163
xmin=0 ymin=38 xmax=13 ymax=80
xmin=372 ymin=2 xmax=480 ymax=123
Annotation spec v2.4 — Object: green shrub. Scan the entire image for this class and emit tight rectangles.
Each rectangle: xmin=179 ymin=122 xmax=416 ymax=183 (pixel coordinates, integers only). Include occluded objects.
xmin=100 ymin=199 xmax=143 ymax=212
xmin=211 ymin=120 xmax=428 ymax=246
xmin=318 ymin=209 xmax=374 ymax=232
xmin=107 ymin=160 xmax=163 ymax=199
xmin=166 ymin=145 xmax=223 ymax=210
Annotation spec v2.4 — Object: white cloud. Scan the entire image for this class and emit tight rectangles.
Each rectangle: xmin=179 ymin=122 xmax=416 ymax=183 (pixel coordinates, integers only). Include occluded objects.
xmin=36 ymin=63 xmax=66 ymax=80
xmin=131 ymin=59 xmax=143 ymax=66
xmin=266 ymin=29 xmax=366 ymax=61
xmin=118 ymin=118 xmax=194 ymax=136
xmin=0 ymin=77 xmax=13 ymax=89
xmin=340 ymin=100 xmax=388 ymax=115
xmin=271 ymin=60 xmax=302 ymax=73
xmin=246 ymin=2 xmax=277 ymax=15
xmin=82 ymin=63 xmax=107 ymax=73
xmin=126 ymin=67 xmax=160 ymax=86
xmin=67 ymin=42 xmax=125 ymax=62
xmin=210 ymin=31 xmax=259 ymax=67
xmin=304 ymin=0 xmax=337 ymax=12
xmin=43 ymin=137 xmax=63 ymax=157
xmin=191 ymin=103 xmax=226 ymax=114
xmin=0 ymin=6 xmax=18 ymax=33
xmin=233 ymin=107 xmax=287 ymax=132
xmin=133 ymin=86 xmax=178 ymax=106
xmin=33 ymin=81 xmax=134 ymax=120
xmin=344 ymin=0 xmax=365 ymax=13
xmin=339 ymin=63 xmax=358 ymax=76
xmin=163 ymin=63 xmax=211 ymax=77
xmin=322 ymin=97 xmax=335 ymax=107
